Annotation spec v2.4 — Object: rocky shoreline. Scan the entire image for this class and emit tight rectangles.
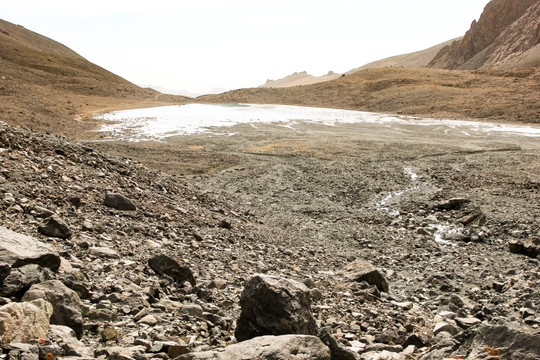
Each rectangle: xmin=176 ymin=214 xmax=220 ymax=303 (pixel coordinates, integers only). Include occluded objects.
xmin=1 ymin=120 xmax=540 ymax=359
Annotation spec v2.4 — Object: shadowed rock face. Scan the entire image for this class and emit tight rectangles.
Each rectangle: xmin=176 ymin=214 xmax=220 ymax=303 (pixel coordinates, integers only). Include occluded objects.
xmin=0 ymin=226 xmax=61 ymax=271
xmin=235 ymin=274 xmax=318 ymax=342
xmin=148 ymin=254 xmax=196 ymax=286
xmin=429 ymin=0 xmax=538 ymax=69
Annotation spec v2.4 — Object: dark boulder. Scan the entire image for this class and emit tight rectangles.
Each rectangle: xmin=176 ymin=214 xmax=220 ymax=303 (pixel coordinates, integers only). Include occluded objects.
xmin=38 ymin=215 xmax=72 ymax=239
xmin=0 ymin=264 xmax=55 ymax=298
xmin=344 ymin=259 xmax=389 ymax=293
xmin=148 ymin=254 xmax=195 ymax=286
xmin=508 ymin=237 xmax=540 ymax=258
xmin=235 ymin=274 xmax=318 ymax=342
xmin=104 ymin=192 xmax=136 ymax=211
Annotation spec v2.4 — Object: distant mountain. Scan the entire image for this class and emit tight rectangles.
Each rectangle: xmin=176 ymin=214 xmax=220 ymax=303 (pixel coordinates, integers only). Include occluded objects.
xmin=260 ymin=71 xmax=341 ymax=88
xmin=140 ymin=84 xmax=198 ymax=98
xmin=347 ymin=38 xmax=462 ymax=74
xmin=429 ymin=0 xmax=540 ymax=69
xmin=141 ymin=85 xmax=229 ymax=98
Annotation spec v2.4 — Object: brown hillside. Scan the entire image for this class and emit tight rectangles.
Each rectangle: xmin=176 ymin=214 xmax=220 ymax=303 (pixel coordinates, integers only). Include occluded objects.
xmin=429 ymin=0 xmax=539 ymax=69
xmin=198 ymin=67 xmax=540 ymax=123
xmin=349 ymin=38 xmax=462 ymax=72
xmin=0 ymin=19 xmax=189 ymax=138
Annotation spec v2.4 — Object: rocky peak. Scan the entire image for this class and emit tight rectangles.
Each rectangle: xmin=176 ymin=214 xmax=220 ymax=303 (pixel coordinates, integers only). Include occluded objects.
xmin=429 ymin=0 xmax=538 ymax=69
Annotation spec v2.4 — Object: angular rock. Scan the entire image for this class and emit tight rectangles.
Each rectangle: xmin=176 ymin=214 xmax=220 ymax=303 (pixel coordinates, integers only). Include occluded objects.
xmin=0 ymin=264 xmax=55 ymax=298
xmin=459 ymin=207 xmax=486 ymax=227
xmin=435 ymin=198 xmax=469 ymax=210
xmin=235 ymin=274 xmax=318 ymax=342
xmin=0 ymin=226 xmax=61 ymax=271
xmin=422 ymin=325 xmax=540 ymax=359
xmin=95 ymin=346 xmax=147 ymax=360
xmin=433 ymin=322 xmax=460 ymax=336
xmin=3 ymin=343 xmax=40 ymax=360
xmin=318 ymin=327 xmax=359 ymax=360
xmin=104 ymin=192 xmax=136 ymax=211
xmin=148 ymin=254 xmax=195 ymax=286
xmin=176 ymin=335 xmax=331 ymax=360
xmin=38 ymin=215 xmax=72 ymax=239
xmin=137 ymin=314 xmax=158 ymax=326
xmin=89 ymin=246 xmax=120 ymax=259
xmin=402 ymin=334 xmax=426 ymax=349
xmin=508 ymin=237 xmax=540 ymax=258
xmin=167 ymin=344 xmax=190 ymax=358
xmin=48 ymin=325 xmax=93 ymax=357
xmin=180 ymin=304 xmax=203 ymax=317
xmin=0 ymin=299 xmax=53 ymax=345
xmin=344 ymin=259 xmax=389 ymax=293
xmin=455 ymin=317 xmax=481 ymax=329
xmin=22 ymin=280 xmax=84 ymax=338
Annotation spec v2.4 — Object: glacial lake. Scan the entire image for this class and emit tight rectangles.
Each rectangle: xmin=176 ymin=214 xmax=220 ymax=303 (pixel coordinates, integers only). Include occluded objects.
xmin=94 ymin=103 xmax=540 ymax=142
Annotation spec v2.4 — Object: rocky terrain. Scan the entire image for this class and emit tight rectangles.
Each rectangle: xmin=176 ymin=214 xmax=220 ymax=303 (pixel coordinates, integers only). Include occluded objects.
xmin=2 ymin=117 xmax=540 ymax=359
xmin=1 ymin=0 xmax=540 ymax=358
xmin=428 ymin=0 xmax=540 ymax=69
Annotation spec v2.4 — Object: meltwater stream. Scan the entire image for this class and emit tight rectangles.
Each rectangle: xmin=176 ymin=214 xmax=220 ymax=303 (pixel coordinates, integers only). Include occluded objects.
xmin=94 ymin=103 xmax=540 ymax=141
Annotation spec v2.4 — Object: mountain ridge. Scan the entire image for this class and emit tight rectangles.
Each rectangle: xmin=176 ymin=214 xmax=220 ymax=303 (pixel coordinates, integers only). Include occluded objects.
xmin=429 ymin=0 xmax=539 ymax=69
xmin=0 ymin=18 xmax=188 ymax=137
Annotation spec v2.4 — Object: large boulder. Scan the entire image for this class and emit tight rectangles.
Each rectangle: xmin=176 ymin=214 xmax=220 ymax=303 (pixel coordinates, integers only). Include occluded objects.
xmin=0 ymin=264 xmax=55 ymax=298
xmin=148 ymin=254 xmax=195 ymax=286
xmin=0 ymin=299 xmax=53 ymax=345
xmin=420 ymin=325 xmax=540 ymax=359
xmin=344 ymin=259 xmax=389 ymax=293
xmin=38 ymin=215 xmax=72 ymax=239
xmin=0 ymin=226 xmax=61 ymax=271
xmin=176 ymin=335 xmax=330 ymax=360
xmin=104 ymin=192 xmax=136 ymax=211
xmin=235 ymin=274 xmax=318 ymax=342
xmin=22 ymin=280 xmax=84 ymax=339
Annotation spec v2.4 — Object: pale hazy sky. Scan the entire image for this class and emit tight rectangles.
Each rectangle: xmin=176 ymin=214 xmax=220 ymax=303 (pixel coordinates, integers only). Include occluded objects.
xmin=3 ymin=0 xmax=489 ymax=95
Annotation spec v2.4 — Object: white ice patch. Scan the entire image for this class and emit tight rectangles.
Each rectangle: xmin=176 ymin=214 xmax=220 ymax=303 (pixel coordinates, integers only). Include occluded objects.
xmin=404 ymin=167 xmax=418 ymax=181
xmin=93 ymin=103 xmax=540 ymax=141
xmin=433 ymin=224 xmax=461 ymax=246
xmin=376 ymin=190 xmax=405 ymax=217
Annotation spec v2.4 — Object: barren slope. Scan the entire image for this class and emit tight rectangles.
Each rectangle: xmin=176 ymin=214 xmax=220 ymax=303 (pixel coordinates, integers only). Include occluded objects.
xmin=0 ymin=19 xmax=189 ymax=138
xmin=199 ymin=67 xmax=540 ymax=123
xmin=429 ymin=0 xmax=539 ymax=69
xmin=348 ymin=38 xmax=462 ymax=73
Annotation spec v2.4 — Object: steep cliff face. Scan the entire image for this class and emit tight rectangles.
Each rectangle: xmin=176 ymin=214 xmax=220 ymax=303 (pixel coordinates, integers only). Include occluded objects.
xmin=429 ymin=0 xmax=539 ymax=69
